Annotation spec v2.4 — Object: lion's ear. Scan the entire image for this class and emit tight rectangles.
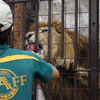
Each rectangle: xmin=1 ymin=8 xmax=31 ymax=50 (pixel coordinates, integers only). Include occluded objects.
xmin=54 ymin=24 xmax=62 ymax=34
xmin=29 ymin=22 xmax=48 ymax=31
xmin=28 ymin=23 xmax=36 ymax=30
xmin=51 ymin=21 xmax=62 ymax=34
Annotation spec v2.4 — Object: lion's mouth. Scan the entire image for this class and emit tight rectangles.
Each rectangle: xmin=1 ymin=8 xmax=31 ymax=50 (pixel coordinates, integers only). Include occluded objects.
xmin=25 ymin=42 xmax=43 ymax=54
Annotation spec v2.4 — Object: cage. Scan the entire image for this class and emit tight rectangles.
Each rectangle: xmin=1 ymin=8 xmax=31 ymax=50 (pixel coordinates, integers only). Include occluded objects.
xmin=5 ymin=0 xmax=100 ymax=100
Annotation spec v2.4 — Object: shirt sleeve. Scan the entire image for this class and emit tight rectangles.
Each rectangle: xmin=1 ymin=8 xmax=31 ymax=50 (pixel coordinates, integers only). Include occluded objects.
xmin=34 ymin=59 xmax=53 ymax=83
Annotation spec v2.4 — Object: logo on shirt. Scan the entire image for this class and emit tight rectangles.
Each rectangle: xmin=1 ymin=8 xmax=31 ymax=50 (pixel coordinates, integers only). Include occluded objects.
xmin=0 ymin=69 xmax=27 ymax=100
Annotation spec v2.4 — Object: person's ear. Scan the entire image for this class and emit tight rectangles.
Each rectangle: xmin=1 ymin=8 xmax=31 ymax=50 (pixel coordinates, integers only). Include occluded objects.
xmin=11 ymin=26 xmax=14 ymax=33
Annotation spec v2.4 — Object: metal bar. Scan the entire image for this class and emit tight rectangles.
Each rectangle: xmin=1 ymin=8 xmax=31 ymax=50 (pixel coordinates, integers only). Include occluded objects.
xmin=34 ymin=1 xmax=39 ymax=100
xmin=74 ymin=0 xmax=78 ymax=69
xmin=22 ymin=2 xmax=27 ymax=50
xmin=6 ymin=0 xmax=36 ymax=3
xmin=47 ymin=1 xmax=52 ymax=99
xmin=11 ymin=2 xmax=15 ymax=48
xmin=61 ymin=0 xmax=64 ymax=58
xmin=35 ymin=1 xmax=39 ymax=51
xmin=74 ymin=0 xmax=78 ymax=100
xmin=47 ymin=0 xmax=51 ymax=63
xmin=89 ymin=0 xmax=99 ymax=100
xmin=88 ymin=2 xmax=91 ymax=98
xmin=60 ymin=0 xmax=64 ymax=100
xmin=96 ymin=1 xmax=99 ymax=100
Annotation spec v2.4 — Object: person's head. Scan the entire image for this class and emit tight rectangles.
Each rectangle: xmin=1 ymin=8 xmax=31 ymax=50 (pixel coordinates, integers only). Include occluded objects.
xmin=0 ymin=0 xmax=13 ymax=44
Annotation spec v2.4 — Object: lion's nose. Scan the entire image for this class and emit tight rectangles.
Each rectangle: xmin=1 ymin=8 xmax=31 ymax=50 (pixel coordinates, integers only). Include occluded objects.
xmin=25 ymin=34 xmax=33 ymax=39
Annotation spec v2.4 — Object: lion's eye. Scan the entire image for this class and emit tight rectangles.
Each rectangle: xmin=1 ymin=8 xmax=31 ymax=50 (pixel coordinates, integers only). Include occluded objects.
xmin=28 ymin=34 xmax=33 ymax=38
xmin=42 ymin=29 xmax=48 ymax=33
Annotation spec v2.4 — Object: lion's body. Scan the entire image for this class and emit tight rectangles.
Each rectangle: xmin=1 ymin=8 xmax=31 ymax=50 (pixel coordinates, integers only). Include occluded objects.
xmin=26 ymin=21 xmax=88 ymax=100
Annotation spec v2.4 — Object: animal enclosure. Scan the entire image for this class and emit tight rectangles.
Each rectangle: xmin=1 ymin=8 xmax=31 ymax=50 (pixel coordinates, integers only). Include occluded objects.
xmin=6 ymin=0 xmax=100 ymax=100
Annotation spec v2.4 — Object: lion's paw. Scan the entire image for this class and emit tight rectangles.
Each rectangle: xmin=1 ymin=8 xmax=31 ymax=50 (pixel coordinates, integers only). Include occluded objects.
xmin=56 ymin=58 xmax=74 ymax=70
xmin=65 ymin=59 xmax=74 ymax=69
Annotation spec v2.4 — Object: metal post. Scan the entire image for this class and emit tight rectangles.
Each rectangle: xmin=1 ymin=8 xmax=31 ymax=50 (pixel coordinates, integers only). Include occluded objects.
xmin=47 ymin=0 xmax=51 ymax=63
xmin=89 ymin=0 xmax=99 ymax=100
xmin=74 ymin=0 xmax=78 ymax=100
xmin=47 ymin=1 xmax=51 ymax=99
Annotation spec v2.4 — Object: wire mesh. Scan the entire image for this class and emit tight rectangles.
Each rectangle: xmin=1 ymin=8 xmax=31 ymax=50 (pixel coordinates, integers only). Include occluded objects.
xmin=6 ymin=0 xmax=100 ymax=100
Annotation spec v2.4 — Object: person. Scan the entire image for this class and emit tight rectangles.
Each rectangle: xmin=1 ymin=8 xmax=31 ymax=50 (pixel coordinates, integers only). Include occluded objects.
xmin=0 ymin=0 xmax=59 ymax=100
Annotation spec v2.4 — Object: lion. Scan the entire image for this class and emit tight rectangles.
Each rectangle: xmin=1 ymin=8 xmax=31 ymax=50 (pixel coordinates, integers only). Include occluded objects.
xmin=25 ymin=21 xmax=89 ymax=100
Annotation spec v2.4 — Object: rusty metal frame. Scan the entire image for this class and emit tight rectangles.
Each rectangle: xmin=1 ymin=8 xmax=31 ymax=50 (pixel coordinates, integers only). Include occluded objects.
xmin=5 ymin=0 xmax=100 ymax=100
xmin=89 ymin=0 xmax=99 ymax=100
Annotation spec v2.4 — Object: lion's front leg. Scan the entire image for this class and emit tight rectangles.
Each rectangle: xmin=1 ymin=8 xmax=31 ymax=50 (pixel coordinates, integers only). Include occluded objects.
xmin=77 ymin=66 xmax=88 ymax=87
xmin=61 ymin=33 xmax=75 ymax=69
xmin=36 ymin=49 xmax=47 ymax=60
xmin=56 ymin=57 xmax=74 ymax=70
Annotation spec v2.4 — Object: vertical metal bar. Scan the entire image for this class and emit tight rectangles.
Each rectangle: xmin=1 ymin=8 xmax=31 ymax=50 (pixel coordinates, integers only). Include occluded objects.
xmin=60 ymin=0 xmax=64 ymax=100
xmin=61 ymin=0 xmax=64 ymax=58
xmin=22 ymin=1 xmax=27 ymax=50
xmin=89 ymin=0 xmax=99 ymax=100
xmin=74 ymin=0 xmax=78 ymax=100
xmin=74 ymin=0 xmax=78 ymax=69
xmin=47 ymin=0 xmax=52 ymax=100
xmin=97 ymin=1 xmax=99 ymax=99
xmin=34 ymin=1 xmax=39 ymax=100
xmin=48 ymin=0 xmax=51 ymax=63
xmin=88 ymin=1 xmax=92 ymax=96
xmin=35 ymin=0 xmax=39 ymax=46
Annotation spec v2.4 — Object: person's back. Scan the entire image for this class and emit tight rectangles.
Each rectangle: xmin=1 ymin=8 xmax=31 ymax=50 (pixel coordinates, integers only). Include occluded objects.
xmin=0 ymin=0 xmax=59 ymax=100
xmin=0 ymin=44 xmax=54 ymax=100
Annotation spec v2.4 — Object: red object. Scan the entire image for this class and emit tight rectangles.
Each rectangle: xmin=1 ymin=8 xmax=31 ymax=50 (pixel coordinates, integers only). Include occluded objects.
xmin=25 ymin=44 xmax=36 ymax=51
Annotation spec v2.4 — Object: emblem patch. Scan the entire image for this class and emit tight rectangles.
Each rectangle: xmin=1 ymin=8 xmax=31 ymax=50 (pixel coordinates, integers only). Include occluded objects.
xmin=0 ymin=69 xmax=27 ymax=100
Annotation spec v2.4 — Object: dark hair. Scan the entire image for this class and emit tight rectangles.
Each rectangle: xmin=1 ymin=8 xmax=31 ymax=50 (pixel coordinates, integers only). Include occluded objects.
xmin=0 ymin=26 xmax=12 ymax=44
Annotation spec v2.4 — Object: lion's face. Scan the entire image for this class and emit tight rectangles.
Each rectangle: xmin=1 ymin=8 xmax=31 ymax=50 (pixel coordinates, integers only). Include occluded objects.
xmin=25 ymin=27 xmax=48 ymax=45
xmin=25 ymin=21 xmax=88 ymax=87
xmin=25 ymin=26 xmax=61 ymax=59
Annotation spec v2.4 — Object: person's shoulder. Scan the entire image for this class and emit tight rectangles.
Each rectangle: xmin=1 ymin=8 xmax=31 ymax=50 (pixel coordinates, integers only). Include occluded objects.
xmin=17 ymin=49 xmax=42 ymax=61
xmin=8 ymin=48 xmax=42 ymax=62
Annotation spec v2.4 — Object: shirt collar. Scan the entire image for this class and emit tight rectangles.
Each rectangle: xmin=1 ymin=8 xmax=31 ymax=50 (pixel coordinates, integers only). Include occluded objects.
xmin=0 ymin=44 xmax=9 ymax=50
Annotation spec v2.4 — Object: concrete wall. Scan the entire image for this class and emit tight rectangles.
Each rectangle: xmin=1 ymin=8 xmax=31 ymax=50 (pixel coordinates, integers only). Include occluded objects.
xmin=39 ymin=0 xmax=90 ymax=37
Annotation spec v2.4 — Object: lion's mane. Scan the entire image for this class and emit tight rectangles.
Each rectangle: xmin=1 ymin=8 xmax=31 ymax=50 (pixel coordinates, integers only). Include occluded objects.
xmin=28 ymin=20 xmax=88 ymax=100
